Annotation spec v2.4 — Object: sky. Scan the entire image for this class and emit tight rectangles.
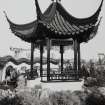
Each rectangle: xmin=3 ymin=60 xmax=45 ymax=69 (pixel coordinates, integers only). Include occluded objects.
xmin=0 ymin=0 xmax=105 ymax=61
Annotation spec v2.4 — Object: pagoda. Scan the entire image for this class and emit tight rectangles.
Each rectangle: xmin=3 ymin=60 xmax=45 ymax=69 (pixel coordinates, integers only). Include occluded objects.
xmin=5 ymin=0 xmax=103 ymax=81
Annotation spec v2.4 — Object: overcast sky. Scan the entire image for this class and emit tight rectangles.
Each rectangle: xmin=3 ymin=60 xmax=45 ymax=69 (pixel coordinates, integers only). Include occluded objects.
xmin=0 ymin=0 xmax=105 ymax=61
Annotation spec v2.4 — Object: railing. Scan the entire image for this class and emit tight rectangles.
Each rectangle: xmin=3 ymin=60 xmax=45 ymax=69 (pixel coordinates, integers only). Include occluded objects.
xmin=41 ymin=69 xmax=79 ymax=80
xmin=50 ymin=71 xmax=77 ymax=80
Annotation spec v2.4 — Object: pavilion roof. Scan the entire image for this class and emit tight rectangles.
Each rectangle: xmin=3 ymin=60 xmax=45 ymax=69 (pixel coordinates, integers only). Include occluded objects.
xmin=5 ymin=0 xmax=103 ymax=43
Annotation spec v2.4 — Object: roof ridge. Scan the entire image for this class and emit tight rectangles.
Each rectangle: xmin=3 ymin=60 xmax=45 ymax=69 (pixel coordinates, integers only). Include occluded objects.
xmin=57 ymin=0 xmax=103 ymax=25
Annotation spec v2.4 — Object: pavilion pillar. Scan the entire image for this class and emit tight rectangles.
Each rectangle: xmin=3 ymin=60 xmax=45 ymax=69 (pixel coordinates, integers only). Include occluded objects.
xmin=77 ymin=42 xmax=81 ymax=78
xmin=73 ymin=39 xmax=78 ymax=80
xmin=30 ymin=42 xmax=34 ymax=78
xmin=40 ymin=45 xmax=43 ymax=80
xmin=47 ymin=38 xmax=51 ymax=81
xmin=60 ymin=45 xmax=64 ymax=74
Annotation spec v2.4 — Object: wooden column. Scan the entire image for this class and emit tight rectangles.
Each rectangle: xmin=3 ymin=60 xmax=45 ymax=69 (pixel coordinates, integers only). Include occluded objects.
xmin=60 ymin=45 xmax=64 ymax=74
xmin=77 ymin=42 xmax=81 ymax=78
xmin=30 ymin=42 xmax=34 ymax=78
xmin=74 ymin=39 xmax=78 ymax=79
xmin=40 ymin=45 xmax=43 ymax=80
xmin=47 ymin=38 xmax=51 ymax=81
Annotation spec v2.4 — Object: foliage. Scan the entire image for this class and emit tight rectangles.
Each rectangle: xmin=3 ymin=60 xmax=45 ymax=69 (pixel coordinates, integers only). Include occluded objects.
xmin=85 ymin=90 xmax=105 ymax=105
xmin=0 ymin=87 xmax=105 ymax=105
xmin=1 ymin=79 xmax=105 ymax=105
xmin=83 ymin=63 xmax=105 ymax=87
xmin=0 ymin=89 xmax=22 ymax=105
xmin=0 ymin=95 xmax=22 ymax=105
xmin=84 ymin=77 xmax=98 ymax=87
xmin=49 ymin=91 xmax=81 ymax=105
xmin=95 ymin=67 xmax=105 ymax=86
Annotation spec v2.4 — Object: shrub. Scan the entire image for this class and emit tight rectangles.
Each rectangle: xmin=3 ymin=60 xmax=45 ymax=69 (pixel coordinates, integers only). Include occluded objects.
xmin=95 ymin=68 xmax=105 ymax=86
xmin=17 ymin=91 xmax=40 ymax=105
xmin=72 ymin=91 xmax=88 ymax=105
xmin=48 ymin=91 xmax=81 ymax=105
xmin=83 ymin=66 xmax=105 ymax=87
xmin=0 ymin=93 xmax=22 ymax=105
xmin=85 ymin=92 xmax=105 ymax=105
xmin=84 ymin=77 xmax=98 ymax=87
xmin=1 ymin=82 xmax=105 ymax=105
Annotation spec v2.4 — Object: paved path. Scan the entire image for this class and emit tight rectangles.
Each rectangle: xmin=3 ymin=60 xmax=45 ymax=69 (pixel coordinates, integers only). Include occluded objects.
xmin=27 ymin=78 xmax=84 ymax=92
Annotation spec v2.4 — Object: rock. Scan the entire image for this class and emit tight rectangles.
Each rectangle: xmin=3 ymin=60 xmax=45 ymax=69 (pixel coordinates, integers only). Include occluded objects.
xmin=98 ymin=87 xmax=105 ymax=96
xmin=84 ymin=77 xmax=97 ymax=87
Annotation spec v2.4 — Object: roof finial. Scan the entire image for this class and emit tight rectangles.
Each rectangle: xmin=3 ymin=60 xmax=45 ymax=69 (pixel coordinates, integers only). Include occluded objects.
xmin=56 ymin=0 xmax=61 ymax=2
xmin=35 ymin=0 xmax=42 ymax=20
xmin=51 ymin=0 xmax=61 ymax=2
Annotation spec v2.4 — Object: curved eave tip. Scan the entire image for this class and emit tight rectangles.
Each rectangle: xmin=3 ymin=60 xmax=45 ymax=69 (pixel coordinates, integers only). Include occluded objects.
xmin=3 ymin=11 xmax=7 ymax=18
xmin=99 ymin=0 xmax=104 ymax=10
xmin=3 ymin=11 xmax=10 ymax=22
xmin=101 ymin=0 xmax=104 ymax=6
